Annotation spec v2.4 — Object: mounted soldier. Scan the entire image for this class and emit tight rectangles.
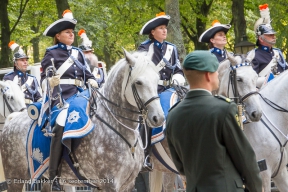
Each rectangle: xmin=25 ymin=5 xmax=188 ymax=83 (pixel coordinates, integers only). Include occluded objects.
xmin=40 ymin=9 xmax=98 ymax=191
xmin=78 ymin=29 xmax=105 ymax=87
xmin=199 ymin=19 xmax=232 ymax=63
xmin=247 ymin=4 xmax=288 ymax=88
xmin=3 ymin=41 xmax=42 ymax=105
xmin=138 ymin=12 xmax=185 ymax=172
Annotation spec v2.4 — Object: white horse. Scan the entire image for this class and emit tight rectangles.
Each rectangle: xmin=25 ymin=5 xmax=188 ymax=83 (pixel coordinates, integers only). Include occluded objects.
xmin=243 ymin=70 xmax=288 ymax=192
xmin=217 ymin=54 xmax=262 ymax=122
xmin=148 ymin=54 xmax=265 ymax=192
xmin=0 ymin=50 xmax=165 ymax=192
xmin=0 ymin=80 xmax=26 ymax=120
xmin=217 ymin=54 xmax=288 ymax=191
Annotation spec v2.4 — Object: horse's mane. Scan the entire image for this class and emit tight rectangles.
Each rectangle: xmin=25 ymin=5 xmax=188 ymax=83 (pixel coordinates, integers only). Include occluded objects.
xmin=105 ymin=51 xmax=158 ymax=101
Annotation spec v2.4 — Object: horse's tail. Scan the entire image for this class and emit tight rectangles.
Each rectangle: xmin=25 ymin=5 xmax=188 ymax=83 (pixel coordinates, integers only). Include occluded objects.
xmin=150 ymin=170 xmax=163 ymax=192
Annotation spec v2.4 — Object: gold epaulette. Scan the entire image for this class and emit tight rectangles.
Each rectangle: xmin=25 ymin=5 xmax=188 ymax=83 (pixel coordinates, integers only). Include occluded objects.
xmin=215 ymin=95 xmax=231 ymax=102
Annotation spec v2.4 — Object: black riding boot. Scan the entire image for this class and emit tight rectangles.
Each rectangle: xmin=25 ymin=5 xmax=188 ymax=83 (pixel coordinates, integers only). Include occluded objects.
xmin=49 ymin=123 xmax=64 ymax=191
xmin=140 ymin=125 xmax=153 ymax=172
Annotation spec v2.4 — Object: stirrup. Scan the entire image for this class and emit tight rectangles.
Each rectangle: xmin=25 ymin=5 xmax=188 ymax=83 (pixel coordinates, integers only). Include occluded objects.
xmin=141 ymin=155 xmax=153 ymax=172
xmin=50 ymin=176 xmax=64 ymax=192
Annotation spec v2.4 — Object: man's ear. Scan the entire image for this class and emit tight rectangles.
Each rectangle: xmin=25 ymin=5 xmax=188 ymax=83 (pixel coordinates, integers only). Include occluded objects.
xmin=205 ymin=71 xmax=211 ymax=82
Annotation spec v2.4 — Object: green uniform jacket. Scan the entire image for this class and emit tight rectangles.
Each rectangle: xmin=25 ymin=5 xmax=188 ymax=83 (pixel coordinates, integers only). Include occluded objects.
xmin=166 ymin=90 xmax=262 ymax=192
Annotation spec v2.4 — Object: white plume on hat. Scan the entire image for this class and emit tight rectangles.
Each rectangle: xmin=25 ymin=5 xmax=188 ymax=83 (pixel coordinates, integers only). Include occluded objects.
xmin=9 ymin=41 xmax=19 ymax=51
xmin=8 ymin=41 xmax=28 ymax=61
xmin=62 ymin=10 xmax=74 ymax=19
xmin=78 ymin=29 xmax=93 ymax=51
xmin=78 ymin=29 xmax=92 ymax=47
xmin=254 ymin=4 xmax=271 ymax=33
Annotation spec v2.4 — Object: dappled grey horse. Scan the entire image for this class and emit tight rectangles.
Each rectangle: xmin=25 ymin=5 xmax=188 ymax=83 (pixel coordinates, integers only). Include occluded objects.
xmin=0 ymin=50 xmax=165 ymax=192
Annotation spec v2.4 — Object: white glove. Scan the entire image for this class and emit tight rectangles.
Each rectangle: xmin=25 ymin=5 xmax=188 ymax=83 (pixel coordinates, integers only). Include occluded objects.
xmin=172 ymin=74 xmax=186 ymax=86
xmin=48 ymin=75 xmax=60 ymax=89
xmin=88 ymin=79 xmax=99 ymax=88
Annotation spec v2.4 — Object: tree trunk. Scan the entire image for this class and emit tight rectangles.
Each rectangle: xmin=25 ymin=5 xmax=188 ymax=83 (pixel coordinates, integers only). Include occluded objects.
xmin=232 ymin=0 xmax=246 ymax=45
xmin=55 ymin=0 xmax=70 ymax=19
xmin=31 ymin=18 xmax=42 ymax=63
xmin=165 ymin=0 xmax=186 ymax=63
xmin=0 ymin=0 xmax=11 ymax=68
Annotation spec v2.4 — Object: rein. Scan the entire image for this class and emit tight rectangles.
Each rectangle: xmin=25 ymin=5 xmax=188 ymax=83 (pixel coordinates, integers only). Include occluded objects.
xmin=89 ymin=67 xmax=160 ymax=158
xmin=228 ymin=62 xmax=259 ymax=126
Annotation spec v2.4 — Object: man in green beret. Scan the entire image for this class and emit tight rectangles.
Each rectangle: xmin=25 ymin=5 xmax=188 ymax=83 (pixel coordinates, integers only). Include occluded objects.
xmin=166 ymin=50 xmax=263 ymax=192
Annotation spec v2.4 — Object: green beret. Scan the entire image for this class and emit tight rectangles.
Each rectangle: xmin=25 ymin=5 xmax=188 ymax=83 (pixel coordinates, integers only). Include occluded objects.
xmin=183 ymin=50 xmax=219 ymax=72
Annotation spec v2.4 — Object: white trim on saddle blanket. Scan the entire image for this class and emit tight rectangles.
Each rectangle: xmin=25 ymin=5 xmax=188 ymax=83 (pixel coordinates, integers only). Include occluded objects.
xmin=151 ymin=88 xmax=179 ymax=144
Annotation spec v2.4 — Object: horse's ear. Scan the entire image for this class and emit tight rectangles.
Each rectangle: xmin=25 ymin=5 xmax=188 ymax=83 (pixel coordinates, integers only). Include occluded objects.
xmin=227 ymin=52 xmax=238 ymax=66
xmin=122 ymin=47 xmax=136 ymax=67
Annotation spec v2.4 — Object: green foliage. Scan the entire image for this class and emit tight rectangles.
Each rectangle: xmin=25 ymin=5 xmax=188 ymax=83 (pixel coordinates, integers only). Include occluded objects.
xmin=1 ymin=0 xmax=288 ymax=68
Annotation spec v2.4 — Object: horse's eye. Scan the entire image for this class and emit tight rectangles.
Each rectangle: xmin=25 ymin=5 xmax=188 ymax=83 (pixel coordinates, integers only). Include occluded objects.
xmin=237 ymin=78 xmax=243 ymax=82
xmin=135 ymin=81 xmax=142 ymax=85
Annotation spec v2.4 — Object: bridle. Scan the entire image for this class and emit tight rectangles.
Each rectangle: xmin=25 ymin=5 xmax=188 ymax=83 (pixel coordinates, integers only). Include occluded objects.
xmin=228 ymin=61 xmax=259 ymax=125
xmin=89 ymin=65 xmax=160 ymax=158
xmin=1 ymin=87 xmax=26 ymax=117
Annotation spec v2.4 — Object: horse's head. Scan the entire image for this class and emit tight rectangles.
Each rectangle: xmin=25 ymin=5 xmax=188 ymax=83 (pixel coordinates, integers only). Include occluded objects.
xmin=217 ymin=54 xmax=262 ymax=122
xmin=120 ymin=49 xmax=165 ymax=127
xmin=0 ymin=80 xmax=26 ymax=117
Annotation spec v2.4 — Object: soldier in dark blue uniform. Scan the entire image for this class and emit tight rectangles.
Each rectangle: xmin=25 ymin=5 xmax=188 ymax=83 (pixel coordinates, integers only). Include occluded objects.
xmin=138 ymin=11 xmax=185 ymax=171
xmin=166 ymin=50 xmax=262 ymax=192
xmin=247 ymin=4 xmax=287 ymax=88
xmin=199 ymin=20 xmax=231 ymax=63
xmin=78 ymin=29 xmax=105 ymax=86
xmin=41 ymin=10 xmax=98 ymax=191
xmin=135 ymin=12 xmax=185 ymax=192
xmin=3 ymin=41 xmax=42 ymax=105
xmin=138 ymin=12 xmax=185 ymax=93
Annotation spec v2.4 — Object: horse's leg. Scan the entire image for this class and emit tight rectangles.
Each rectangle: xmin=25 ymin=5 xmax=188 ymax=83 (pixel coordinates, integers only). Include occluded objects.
xmin=162 ymin=172 xmax=176 ymax=192
xmin=260 ymin=171 xmax=272 ymax=192
xmin=150 ymin=170 xmax=163 ymax=192
xmin=272 ymin=165 xmax=288 ymax=192
xmin=6 ymin=183 xmax=24 ymax=192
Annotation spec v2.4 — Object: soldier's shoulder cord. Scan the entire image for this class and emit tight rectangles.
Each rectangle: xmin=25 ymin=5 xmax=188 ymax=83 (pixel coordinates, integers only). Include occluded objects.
xmin=214 ymin=95 xmax=231 ymax=103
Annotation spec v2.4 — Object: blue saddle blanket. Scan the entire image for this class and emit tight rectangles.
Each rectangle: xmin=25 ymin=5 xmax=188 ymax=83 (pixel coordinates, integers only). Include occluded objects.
xmin=26 ymin=90 xmax=94 ymax=185
xmin=151 ymin=88 xmax=179 ymax=145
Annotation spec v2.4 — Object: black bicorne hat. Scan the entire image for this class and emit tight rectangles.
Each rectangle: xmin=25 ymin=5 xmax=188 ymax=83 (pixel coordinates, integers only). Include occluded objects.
xmin=43 ymin=10 xmax=77 ymax=37
xmin=139 ymin=12 xmax=170 ymax=35
xmin=199 ymin=20 xmax=231 ymax=43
